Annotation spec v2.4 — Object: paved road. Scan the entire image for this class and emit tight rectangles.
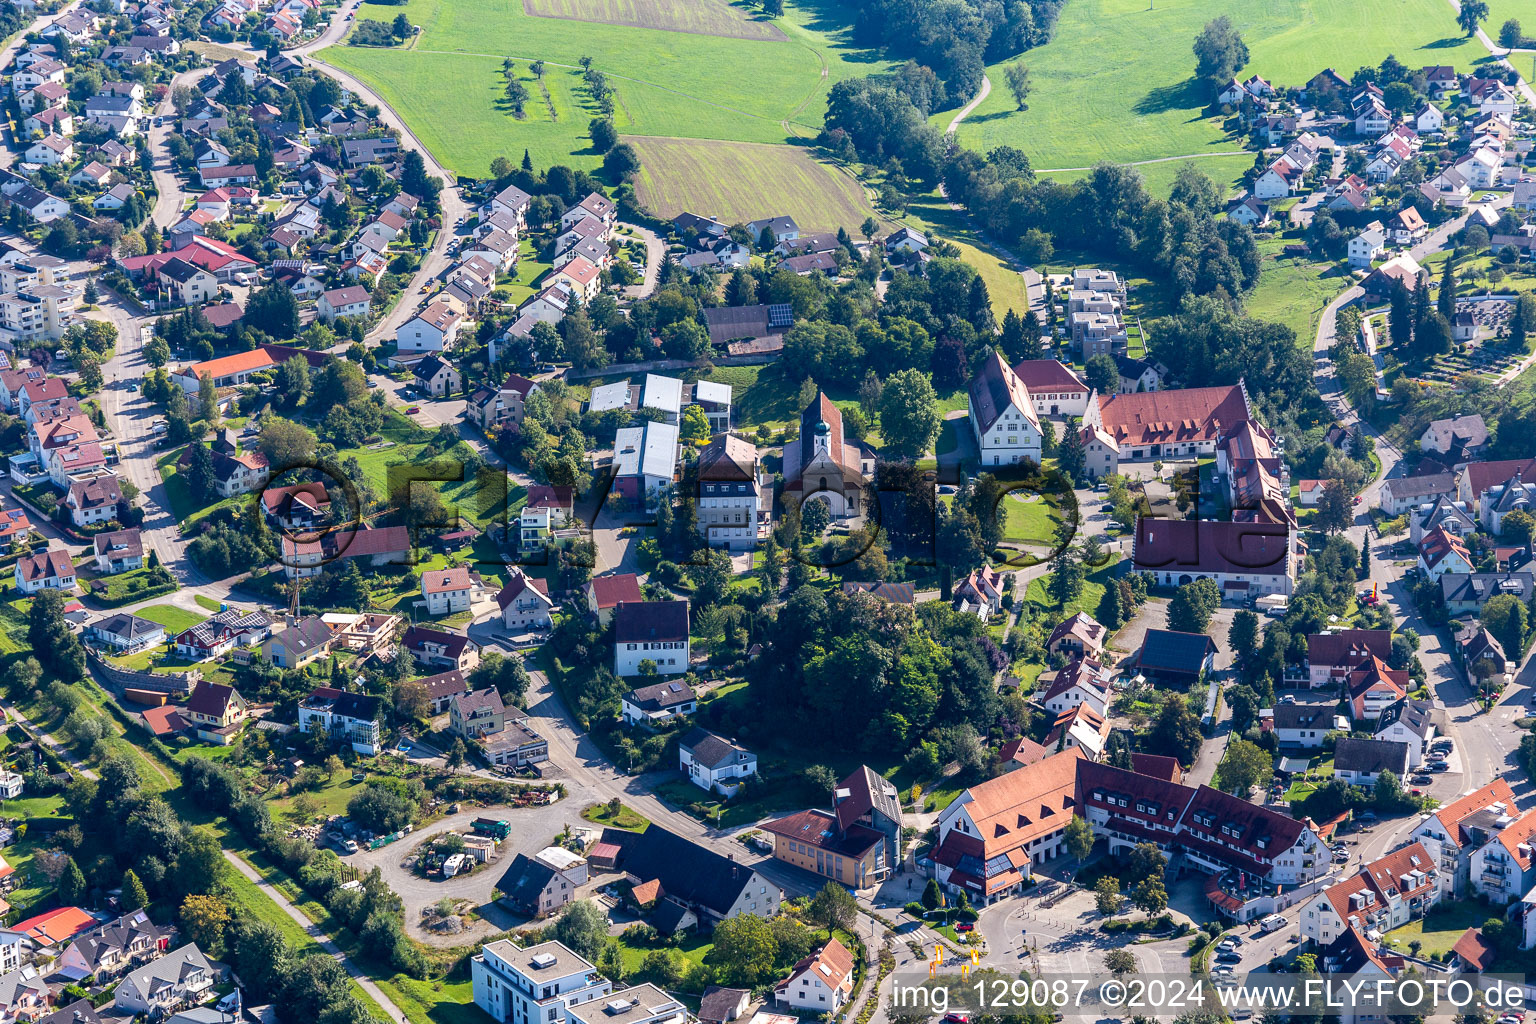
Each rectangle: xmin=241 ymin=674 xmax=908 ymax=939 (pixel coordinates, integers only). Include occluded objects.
xmin=945 ymin=74 xmax=991 ymax=136
xmin=222 ymin=850 xmax=411 ymax=1022
xmin=147 ymin=67 xmax=213 ymax=229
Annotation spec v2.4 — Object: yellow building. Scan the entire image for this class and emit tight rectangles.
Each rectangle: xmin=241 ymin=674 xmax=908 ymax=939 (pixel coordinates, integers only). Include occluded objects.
xmin=760 ymin=809 xmax=887 ymax=889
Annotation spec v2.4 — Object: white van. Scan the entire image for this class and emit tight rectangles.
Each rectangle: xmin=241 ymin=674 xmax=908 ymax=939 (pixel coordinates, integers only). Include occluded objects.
xmin=1258 ymin=913 xmax=1286 ymax=934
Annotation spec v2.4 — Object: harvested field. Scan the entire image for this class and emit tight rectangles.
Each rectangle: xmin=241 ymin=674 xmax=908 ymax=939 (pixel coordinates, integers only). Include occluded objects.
xmin=521 ymin=0 xmax=784 ymax=40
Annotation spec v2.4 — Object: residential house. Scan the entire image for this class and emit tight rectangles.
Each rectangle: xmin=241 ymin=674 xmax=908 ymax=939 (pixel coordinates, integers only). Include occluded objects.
xmin=1421 ymin=414 xmax=1488 ymax=456
xmin=1458 ymin=624 xmax=1514 ymax=689
xmin=969 ymin=352 xmax=1042 ymax=467
xmin=678 ymin=726 xmax=756 ymax=795
xmin=296 ymin=686 xmax=382 ymax=755
xmin=93 ymin=528 xmax=143 ymax=574
xmin=14 ymin=548 xmax=75 ymax=595
xmin=1418 ymin=526 xmax=1475 ymax=581
xmin=1035 ymin=658 xmax=1110 ymax=717
xmin=1442 ymin=573 xmax=1535 ymax=616
xmin=1271 ymin=703 xmax=1337 ymax=749
xmin=621 ymin=680 xmax=697 ymax=727
xmin=517 ymin=484 xmax=573 ymax=553
xmin=419 ymin=670 xmax=469 ymax=714
xmin=1047 ymin=612 xmax=1105 ymax=660
xmin=412 ymin=354 xmax=461 ymax=398
xmin=954 ymin=565 xmax=1005 ymax=617
xmin=1409 ymin=496 xmax=1476 ymax=546
xmin=1380 ymin=473 xmax=1457 ymax=516
xmin=450 ymin=687 xmax=547 ymax=767
xmin=261 ymin=616 xmax=335 ymax=670
xmin=88 ymin=612 xmax=166 ymax=653
xmin=317 ymin=285 xmax=371 ymax=320
xmin=774 ymin=940 xmax=854 ymax=1014
xmin=1299 ymin=841 xmax=1442 ymax=946
xmin=495 ymin=570 xmax=554 ymax=632
xmin=113 ymin=944 xmax=214 ymax=1014
xmin=55 ymin=910 xmax=169 ymax=983
xmin=1470 ymin=810 xmax=1536 ymax=904
xmin=403 ymin=625 xmax=480 ymax=672
xmin=1349 ymin=222 xmax=1387 ymax=268
xmin=421 ymin=567 xmax=484 ymax=615
xmin=1479 ymin=473 xmax=1536 ymax=535
xmin=599 ymin=823 xmax=780 ymax=926
xmin=396 ymin=301 xmax=465 ymax=355
xmin=614 ymin=600 xmax=690 ymax=677
xmin=587 ymin=574 xmax=642 ymax=625
xmin=1411 ymin=779 xmax=1519 ymax=895
xmin=1374 ymin=698 xmax=1435 ymax=770
xmin=182 ymin=681 xmax=247 ymax=744
xmin=1334 ymin=737 xmax=1410 ymax=786
xmin=1346 ymin=656 xmax=1411 ymax=720
xmin=172 ymin=609 xmax=273 ymax=661
xmin=493 ymin=854 xmax=576 ymax=918
xmin=1131 ymin=513 xmax=1295 ymax=599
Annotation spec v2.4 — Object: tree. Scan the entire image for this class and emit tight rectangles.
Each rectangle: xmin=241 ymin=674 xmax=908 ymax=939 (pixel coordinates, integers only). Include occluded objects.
xmin=1104 ymin=949 xmax=1138 ymax=976
xmin=1150 ymin=693 xmax=1202 ymax=766
xmin=1193 ymin=16 xmax=1249 ymax=98
xmin=198 ymin=371 xmax=219 ymax=425
xmin=1315 ymin=479 xmax=1354 ymax=534
xmin=258 ymin=417 xmax=317 ymax=471
xmin=589 ymin=117 xmax=618 ymax=152
xmin=29 ymin=589 xmax=84 ymax=682
xmin=391 ymin=11 xmax=410 ymax=35
xmin=1168 ymin=578 xmax=1219 ymax=633
xmin=469 ymin=652 xmax=531 ymax=704
xmin=180 ymin=894 xmax=231 ymax=955
xmin=1389 ymin=277 xmax=1414 ymax=352
xmin=550 ymin=900 xmax=608 ymax=959
xmin=1094 ymin=876 xmax=1122 ymax=916
xmin=1085 ymin=353 xmax=1119 ymax=396
xmin=1048 ymin=545 xmax=1085 ymax=607
xmin=144 ymin=335 xmax=171 ymax=368
xmin=921 ymin=878 xmax=942 ymax=911
xmin=1512 ymin=294 xmax=1536 ymax=352
xmin=1056 ymin=418 xmax=1086 ymax=484
xmin=1217 ymin=739 xmax=1274 ymax=795
xmin=878 ymin=368 xmax=942 ymax=459
xmin=807 ymin=882 xmax=858 ymax=936
xmin=121 ymin=869 xmax=148 ymax=911
xmin=1064 ymin=814 xmax=1094 ymax=869
xmin=603 ymin=143 xmax=641 ymax=181
xmin=1501 ymin=18 xmax=1523 ymax=47
xmin=1420 ymin=311 xmax=1453 ymax=358
xmin=1438 ymin=257 xmax=1458 ymax=321
xmin=711 ymin=913 xmax=778 ymax=986
xmin=184 ymin=440 xmax=216 ymax=504
xmin=1459 ymin=0 xmax=1489 ymax=36
xmin=1482 ymin=593 xmax=1529 ymax=660
xmin=59 ymin=856 xmax=87 ymax=904
xmin=246 ymin=283 xmax=300 ymax=339
xmin=1004 ymin=61 xmax=1030 ymax=109
xmin=1229 ymin=609 xmax=1259 ymax=669
xmin=1132 ymin=875 xmax=1168 ymax=916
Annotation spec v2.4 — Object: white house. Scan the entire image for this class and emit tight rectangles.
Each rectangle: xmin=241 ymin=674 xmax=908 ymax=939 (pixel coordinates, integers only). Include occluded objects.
xmin=774 ymin=940 xmax=854 ymax=1015
xmin=113 ymin=944 xmax=214 ymax=1014
xmin=1373 ymin=698 xmax=1434 ymax=770
xmin=1348 ymin=222 xmax=1387 ymax=268
xmin=678 ymin=726 xmax=757 ymax=795
xmin=621 ymin=679 xmax=697 ymax=727
xmin=24 ymin=135 xmax=72 ymax=166
xmin=968 ymin=352 xmax=1041 ymax=468
xmin=395 ymin=301 xmax=465 ymax=354
xmin=1415 ymin=103 xmax=1445 ymax=133
xmin=613 ymin=599 xmax=689 ymax=677
xmin=471 ymin=941 xmax=611 ymax=1024
xmin=1298 ymin=841 xmax=1442 ymax=947
xmin=495 ymin=570 xmax=554 ymax=631
xmin=1469 ymin=810 xmax=1536 ymax=905
xmin=420 ymin=566 xmax=481 ymax=615
xmin=14 ymin=547 xmax=75 ymax=594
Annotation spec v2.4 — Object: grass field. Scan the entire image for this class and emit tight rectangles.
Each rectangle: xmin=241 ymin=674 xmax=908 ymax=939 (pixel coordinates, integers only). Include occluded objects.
xmin=321 ymin=0 xmax=888 ymax=177
xmin=951 ymin=0 xmax=1494 ymax=172
xmin=905 ymin=190 xmax=1030 ymax=318
xmin=521 ymin=0 xmax=784 ymax=40
xmin=1245 ymin=240 xmax=1352 ymax=345
xmin=132 ymin=603 xmax=206 ymax=634
xmin=1036 ymin=152 xmax=1254 ymax=198
xmin=1382 ymin=900 xmax=1489 ymax=957
xmin=629 ymin=137 xmax=885 ymax=232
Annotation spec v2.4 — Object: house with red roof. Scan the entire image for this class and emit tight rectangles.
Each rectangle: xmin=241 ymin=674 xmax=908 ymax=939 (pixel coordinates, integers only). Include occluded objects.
xmin=14 ymin=547 xmax=75 ymax=595
xmin=1410 ymin=779 xmax=1518 ymax=895
xmin=1299 ymin=840 xmax=1442 ymax=946
xmin=1418 ymin=526 xmax=1474 ymax=581
xmin=496 ymin=569 xmax=554 ymax=631
xmin=1010 ymin=359 xmax=1091 ymax=417
xmin=1306 ymin=629 xmax=1392 ymax=687
xmin=12 ymin=907 xmax=98 ymax=951
xmin=586 ymin=573 xmax=642 ymax=624
xmin=773 ymin=939 xmax=855 ymax=1014
xmin=1080 ymin=383 xmax=1255 ymax=478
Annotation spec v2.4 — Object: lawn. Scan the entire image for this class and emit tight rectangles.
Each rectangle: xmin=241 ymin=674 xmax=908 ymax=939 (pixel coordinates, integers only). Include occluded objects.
xmin=1020 ymin=553 xmax=1122 ymax=619
xmin=522 ymin=0 xmax=785 ymax=41
xmin=905 ymin=190 xmax=1030 ymax=318
xmin=1245 ymin=240 xmax=1353 ymax=347
xmin=156 ymin=445 xmax=247 ymax=528
xmin=195 ymin=595 xmax=224 ymax=612
xmin=950 ymin=0 xmax=1494 ymax=172
xmin=579 ymin=800 xmax=650 ymax=830
xmin=1382 ymin=900 xmax=1490 ymax=957
xmin=629 ymin=136 xmax=887 ymax=233
xmin=1002 ymin=489 xmax=1061 ymax=546
xmin=132 ymin=604 xmax=207 ymax=634
xmin=321 ymin=0 xmax=890 ymax=177
xmin=501 ymin=237 xmax=552 ymax=307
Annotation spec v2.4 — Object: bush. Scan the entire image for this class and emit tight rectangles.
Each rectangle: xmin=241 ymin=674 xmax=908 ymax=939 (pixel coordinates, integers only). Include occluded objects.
xmin=903 ymin=902 xmax=925 ymax=917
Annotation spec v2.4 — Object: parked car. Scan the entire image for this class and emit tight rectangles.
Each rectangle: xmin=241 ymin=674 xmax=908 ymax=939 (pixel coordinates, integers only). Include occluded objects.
xmin=1428 ymin=762 xmax=1450 ymax=772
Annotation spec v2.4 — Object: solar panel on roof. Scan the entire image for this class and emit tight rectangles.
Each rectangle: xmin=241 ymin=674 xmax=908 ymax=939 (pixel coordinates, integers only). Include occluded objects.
xmin=767 ymin=303 xmax=793 ymax=328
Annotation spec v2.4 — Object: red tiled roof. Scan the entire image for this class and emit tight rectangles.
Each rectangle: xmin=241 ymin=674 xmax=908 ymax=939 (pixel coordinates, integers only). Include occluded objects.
xmin=1096 ymin=384 xmax=1250 ymax=447
xmin=588 ymin=573 xmax=642 ymax=609
xmin=1433 ymin=779 xmax=1518 ymax=846
xmin=1011 ymin=359 xmax=1087 ymax=394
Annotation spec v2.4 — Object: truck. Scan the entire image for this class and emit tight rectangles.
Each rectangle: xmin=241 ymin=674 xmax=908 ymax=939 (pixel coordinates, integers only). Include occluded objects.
xmin=472 ymin=817 xmax=511 ymax=840
xmin=1258 ymin=913 xmax=1287 ymax=934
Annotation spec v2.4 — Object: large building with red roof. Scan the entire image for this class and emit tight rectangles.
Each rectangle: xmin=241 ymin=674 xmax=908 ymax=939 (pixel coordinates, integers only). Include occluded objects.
xmin=1410 ymin=779 xmax=1518 ymax=895
xmin=1080 ymin=382 xmax=1255 ymax=478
